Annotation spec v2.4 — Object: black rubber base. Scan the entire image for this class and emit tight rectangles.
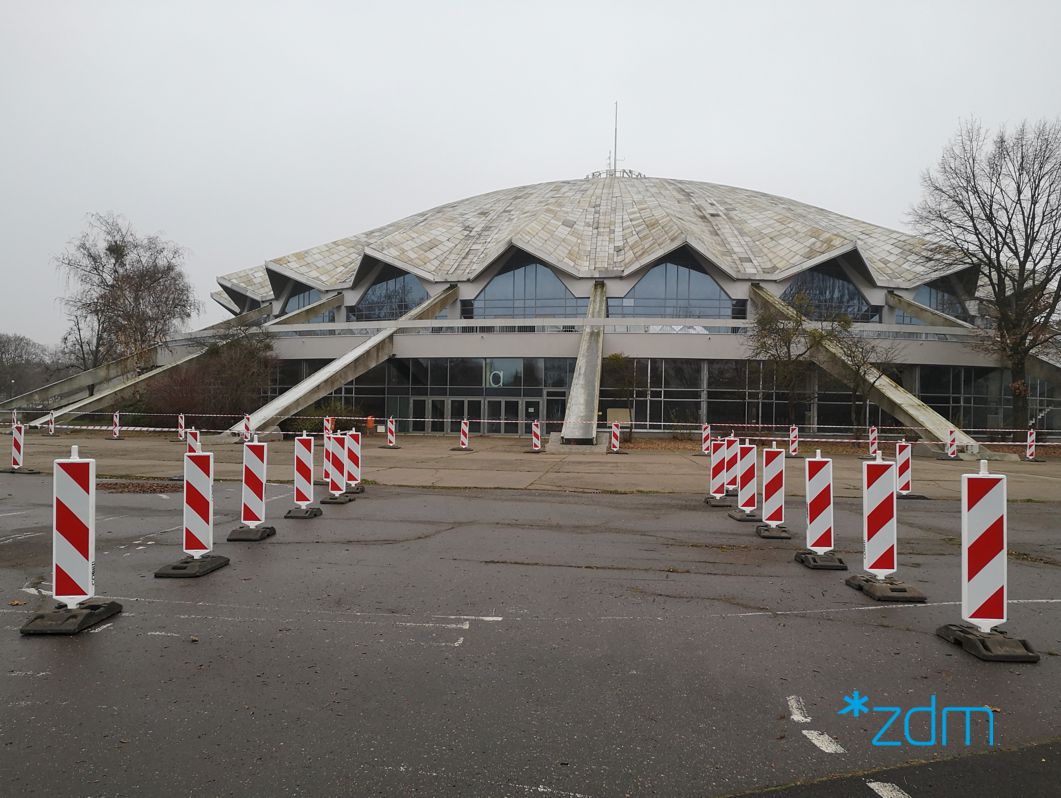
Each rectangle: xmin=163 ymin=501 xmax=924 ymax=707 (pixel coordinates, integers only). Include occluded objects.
xmin=936 ymin=455 xmax=960 ymax=461
xmin=2 ymin=467 xmax=40 ymax=475
xmin=1023 ymin=458 xmax=1045 ymax=463
xmin=20 ymin=599 xmax=123 ymax=635
xmin=378 ymin=444 xmax=402 ymax=450
xmin=285 ymin=506 xmax=323 ymax=519
xmin=606 ymin=449 xmax=629 ymax=455
xmin=936 ymin=623 xmax=1040 ymax=663
xmin=704 ymin=496 xmax=732 ymax=507
xmin=107 ymin=437 xmax=124 ymax=441
xmin=320 ymin=493 xmax=354 ymax=505
xmin=728 ymin=509 xmax=762 ymax=522
xmin=227 ymin=525 xmax=276 ymax=542
xmin=692 ymin=451 xmax=708 ymax=457
xmin=450 ymin=447 xmax=475 ymax=452
xmin=343 ymin=483 xmax=365 ymax=496
xmin=845 ymin=573 xmax=926 ymax=602
xmin=725 ymin=488 xmax=738 ymax=497
xmin=795 ymin=550 xmax=848 ymax=570
xmin=898 ymin=493 xmax=930 ymax=501
xmin=525 ymin=449 xmax=543 ymax=454
xmin=155 ymin=554 xmax=230 ymax=578
xmin=756 ymin=523 xmax=791 ymax=539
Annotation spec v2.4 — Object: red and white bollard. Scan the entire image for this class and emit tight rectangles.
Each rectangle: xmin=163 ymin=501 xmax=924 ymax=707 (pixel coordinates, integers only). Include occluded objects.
xmin=10 ymin=422 xmax=24 ymax=470
xmin=229 ymin=436 xmax=275 ymax=541
xmin=242 ymin=413 xmax=252 ymax=442
xmin=186 ymin=428 xmax=201 ymax=454
xmin=20 ymin=446 xmax=124 ymax=634
xmin=868 ymin=426 xmax=878 ymax=458
xmin=724 ymin=434 xmax=738 ymax=493
xmin=111 ymin=411 xmax=121 ymax=440
xmin=530 ymin=419 xmax=542 ymax=452
xmin=47 ymin=413 xmax=55 ymax=436
xmin=1026 ymin=428 xmax=1037 ymax=461
xmin=706 ymin=438 xmax=728 ymax=505
xmin=323 ymin=416 xmax=334 ymax=436
xmin=896 ymin=440 xmax=913 ymax=495
xmin=344 ymin=430 xmax=364 ymax=494
xmin=383 ymin=416 xmax=400 ymax=449
xmin=286 ymin=433 xmax=322 ymax=519
xmin=947 ymin=428 xmax=957 ymax=459
xmin=758 ymin=443 xmax=788 ymax=537
xmin=788 ymin=425 xmax=799 ymax=457
xmin=936 ymin=460 xmax=1038 ymax=661
xmin=609 ymin=421 xmax=621 ymax=453
xmin=458 ymin=418 xmax=471 ymax=451
xmin=177 ymin=413 xmax=185 ymax=441
xmin=155 ymin=451 xmax=229 ymax=577
xmin=798 ymin=450 xmax=845 ymax=564
xmin=700 ymin=424 xmax=711 ymax=455
xmin=728 ymin=441 xmax=760 ymax=522
xmin=846 ymin=453 xmax=924 ymax=599
xmin=320 ymin=433 xmax=352 ymax=504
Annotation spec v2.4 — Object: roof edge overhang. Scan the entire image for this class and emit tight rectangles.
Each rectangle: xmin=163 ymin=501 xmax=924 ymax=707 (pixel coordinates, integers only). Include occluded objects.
xmin=360 ymin=247 xmax=439 ymax=284
xmin=217 ymin=274 xmax=271 ymax=303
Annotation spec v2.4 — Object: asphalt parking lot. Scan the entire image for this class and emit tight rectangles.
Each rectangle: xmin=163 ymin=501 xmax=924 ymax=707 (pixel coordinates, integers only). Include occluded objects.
xmin=1 ymin=472 xmax=1059 ymax=797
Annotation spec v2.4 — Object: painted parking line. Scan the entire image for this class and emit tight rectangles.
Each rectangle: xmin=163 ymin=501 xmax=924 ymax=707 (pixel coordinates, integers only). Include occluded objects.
xmin=801 ymin=729 xmax=846 ymax=754
xmin=787 ymin=695 xmax=811 ymax=723
xmin=867 ymin=781 xmax=913 ymax=798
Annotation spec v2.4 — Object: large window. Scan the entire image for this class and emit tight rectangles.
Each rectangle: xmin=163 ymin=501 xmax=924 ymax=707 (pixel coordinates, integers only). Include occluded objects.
xmin=348 ymin=265 xmax=429 ymax=321
xmin=607 ymin=250 xmax=742 ymax=318
xmin=282 ymin=283 xmax=322 ymax=314
xmin=781 ymin=260 xmax=879 ymax=322
xmin=463 ymin=253 xmax=587 ymax=319
xmin=896 ymin=278 xmax=969 ymax=324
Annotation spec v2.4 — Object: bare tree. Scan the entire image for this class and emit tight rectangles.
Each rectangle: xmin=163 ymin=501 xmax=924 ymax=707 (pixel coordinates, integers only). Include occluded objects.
xmin=0 ymin=333 xmax=59 ymax=398
xmin=830 ymin=323 xmax=900 ymax=433
xmin=600 ymin=352 xmax=645 ymax=435
xmin=912 ymin=118 xmax=1061 ymax=434
xmin=56 ymin=213 xmax=200 ymax=371
xmin=748 ymin=293 xmax=839 ymax=425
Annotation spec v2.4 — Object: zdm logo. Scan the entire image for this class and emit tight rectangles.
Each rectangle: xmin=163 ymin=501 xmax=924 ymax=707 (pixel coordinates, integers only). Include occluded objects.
xmin=838 ymin=691 xmax=995 ymax=747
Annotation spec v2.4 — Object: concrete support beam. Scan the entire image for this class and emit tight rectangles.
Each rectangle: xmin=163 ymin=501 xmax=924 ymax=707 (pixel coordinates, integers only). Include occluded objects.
xmin=227 ymin=286 xmax=457 ymax=435
xmin=561 ymin=281 xmax=607 ymax=443
xmin=267 ymin=293 xmax=343 ymax=325
xmin=749 ymin=284 xmax=982 ymax=449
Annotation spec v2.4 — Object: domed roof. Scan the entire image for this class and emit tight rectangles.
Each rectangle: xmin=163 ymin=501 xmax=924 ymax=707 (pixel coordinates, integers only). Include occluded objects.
xmin=218 ymin=175 xmax=944 ymax=304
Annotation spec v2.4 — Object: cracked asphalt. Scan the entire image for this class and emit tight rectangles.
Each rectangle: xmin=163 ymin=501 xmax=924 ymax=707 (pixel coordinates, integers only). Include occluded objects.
xmin=1 ymin=471 xmax=1059 ymax=797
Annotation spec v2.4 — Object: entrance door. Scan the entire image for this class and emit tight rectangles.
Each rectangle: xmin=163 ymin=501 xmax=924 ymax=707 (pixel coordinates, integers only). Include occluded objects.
xmin=448 ymin=399 xmax=482 ymax=433
xmin=412 ymin=399 xmax=427 ymax=433
xmin=523 ymin=400 xmax=540 ymax=435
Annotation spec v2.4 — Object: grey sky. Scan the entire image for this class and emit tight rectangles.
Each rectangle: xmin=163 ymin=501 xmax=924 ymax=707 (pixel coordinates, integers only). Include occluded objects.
xmin=2 ymin=0 xmax=1059 ymax=344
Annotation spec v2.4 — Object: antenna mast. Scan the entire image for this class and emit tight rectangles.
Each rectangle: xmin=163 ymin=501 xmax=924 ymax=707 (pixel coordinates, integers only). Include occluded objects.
xmin=613 ymin=101 xmax=618 ymax=176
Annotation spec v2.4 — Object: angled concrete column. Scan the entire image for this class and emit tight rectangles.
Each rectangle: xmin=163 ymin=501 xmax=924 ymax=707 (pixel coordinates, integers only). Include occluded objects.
xmin=228 ymin=285 xmax=457 ymax=435
xmin=561 ymin=281 xmax=607 ymax=443
xmin=750 ymin=284 xmax=981 ymax=449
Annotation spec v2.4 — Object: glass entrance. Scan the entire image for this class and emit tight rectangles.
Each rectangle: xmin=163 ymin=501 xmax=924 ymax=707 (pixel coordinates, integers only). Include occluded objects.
xmin=486 ymin=399 xmax=522 ymax=434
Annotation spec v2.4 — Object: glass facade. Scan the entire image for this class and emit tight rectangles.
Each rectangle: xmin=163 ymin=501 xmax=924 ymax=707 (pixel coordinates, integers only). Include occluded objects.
xmin=348 ymin=265 xmax=429 ymax=321
xmin=281 ymin=282 xmax=334 ymax=322
xmin=896 ymin=278 xmax=969 ymax=324
xmin=781 ymin=259 xmax=880 ymax=322
xmin=608 ymin=250 xmax=745 ymax=319
xmin=462 ymin=253 xmax=587 ymax=318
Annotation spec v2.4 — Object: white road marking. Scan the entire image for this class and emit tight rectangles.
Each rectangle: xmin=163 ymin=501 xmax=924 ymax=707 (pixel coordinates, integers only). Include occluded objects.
xmin=1 ymin=532 xmax=42 ymax=544
xmin=801 ymin=730 xmax=846 ymax=754
xmin=88 ymin=622 xmax=114 ymax=634
xmin=787 ymin=695 xmax=811 ymax=723
xmin=8 ymin=671 xmax=51 ymax=678
xmin=0 ymin=511 xmax=29 ymax=518
xmin=147 ymin=631 xmax=181 ymax=637
xmin=397 ymin=621 xmax=470 ymax=630
xmin=20 ymin=587 xmax=52 ymax=596
xmin=436 ymin=614 xmax=503 ymax=621
xmin=867 ymin=782 xmax=913 ymax=798
xmin=156 ymin=494 xmax=169 ymax=500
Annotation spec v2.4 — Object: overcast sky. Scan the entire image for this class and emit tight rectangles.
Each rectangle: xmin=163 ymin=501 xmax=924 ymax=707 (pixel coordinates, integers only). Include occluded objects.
xmin=2 ymin=0 xmax=1059 ymax=344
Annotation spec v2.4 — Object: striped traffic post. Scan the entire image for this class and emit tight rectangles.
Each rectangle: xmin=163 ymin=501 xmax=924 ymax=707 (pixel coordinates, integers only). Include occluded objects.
xmin=186 ymin=428 xmax=201 ymax=454
xmin=947 ymin=428 xmax=957 ymax=459
xmin=323 ymin=416 xmax=334 ymax=436
xmin=845 ymin=453 xmax=925 ymax=601
xmin=451 ymin=418 xmax=474 ymax=452
xmin=705 ymin=438 xmax=730 ymax=506
xmin=724 ymin=434 xmax=738 ymax=494
xmin=530 ymin=419 xmax=542 ymax=453
xmin=609 ymin=421 xmax=621 ymax=453
xmin=20 ymin=446 xmax=123 ymax=634
xmin=1025 ymin=428 xmax=1038 ymax=462
xmin=344 ymin=430 xmax=364 ymax=494
xmin=229 ymin=437 xmax=277 ymax=541
xmin=756 ymin=443 xmax=789 ymax=538
xmin=868 ymin=426 xmax=878 ymax=458
xmin=381 ymin=416 xmax=401 ymax=449
xmin=896 ymin=440 xmax=912 ymax=495
xmin=10 ymin=423 xmax=24 ymax=470
xmin=320 ymin=433 xmax=353 ymax=504
xmin=789 ymin=425 xmax=799 ymax=457
xmin=936 ymin=461 xmax=1038 ymax=661
xmin=155 ymin=451 xmax=229 ymax=577
xmin=177 ymin=413 xmax=185 ymax=441
xmin=794 ymin=450 xmax=846 ymax=569
xmin=286 ymin=433 xmax=322 ymax=519
xmin=111 ymin=411 xmax=122 ymax=440
xmin=47 ymin=413 xmax=55 ymax=436
xmin=696 ymin=423 xmax=711 ymax=456
xmin=241 ymin=414 xmax=252 ymax=442
xmin=728 ymin=441 xmax=760 ymax=522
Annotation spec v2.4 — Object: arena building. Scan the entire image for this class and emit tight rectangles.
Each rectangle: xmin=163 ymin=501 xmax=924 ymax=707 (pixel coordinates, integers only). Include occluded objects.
xmin=11 ymin=171 xmax=1057 ymax=444
xmin=205 ymin=170 xmax=1061 ymax=444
